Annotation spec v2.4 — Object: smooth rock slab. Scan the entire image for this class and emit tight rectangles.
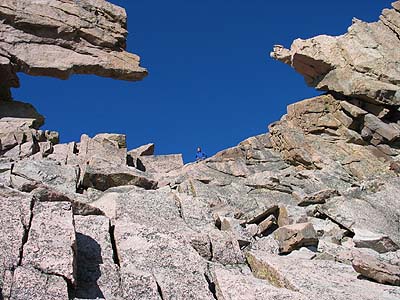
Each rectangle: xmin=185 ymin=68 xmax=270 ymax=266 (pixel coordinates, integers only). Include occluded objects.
xmin=12 ymin=159 xmax=79 ymax=192
xmin=206 ymin=158 xmax=251 ymax=177
xmin=213 ymin=265 xmax=310 ymax=300
xmin=22 ymin=201 xmax=76 ymax=284
xmin=0 ymin=186 xmax=33 ymax=286
xmin=93 ymin=186 xmax=187 ymax=238
xmin=318 ymin=191 xmax=400 ymax=246
xmin=114 ymin=222 xmax=215 ymax=300
xmin=246 ymin=251 xmax=400 ymax=300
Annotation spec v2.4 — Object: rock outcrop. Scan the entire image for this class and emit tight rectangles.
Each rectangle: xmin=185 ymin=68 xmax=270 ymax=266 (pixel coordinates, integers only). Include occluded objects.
xmin=0 ymin=0 xmax=147 ymax=101
xmin=1 ymin=1 xmax=400 ymax=299
xmin=271 ymin=2 xmax=400 ymax=106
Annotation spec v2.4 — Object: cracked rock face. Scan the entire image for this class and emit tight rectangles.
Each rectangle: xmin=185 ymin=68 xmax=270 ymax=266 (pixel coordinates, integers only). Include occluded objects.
xmin=0 ymin=0 xmax=147 ymax=100
xmin=271 ymin=1 xmax=400 ymax=106
xmin=21 ymin=201 xmax=76 ymax=284
xmin=8 ymin=266 xmax=69 ymax=300
xmin=1 ymin=1 xmax=400 ymax=299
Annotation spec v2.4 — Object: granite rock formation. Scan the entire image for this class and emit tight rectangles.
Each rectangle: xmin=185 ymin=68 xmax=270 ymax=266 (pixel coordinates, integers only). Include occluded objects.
xmin=271 ymin=2 xmax=400 ymax=106
xmin=0 ymin=0 xmax=147 ymax=101
xmin=1 ymin=1 xmax=400 ymax=299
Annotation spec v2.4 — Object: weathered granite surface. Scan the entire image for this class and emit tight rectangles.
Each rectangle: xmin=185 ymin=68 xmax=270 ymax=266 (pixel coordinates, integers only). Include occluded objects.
xmin=271 ymin=2 xmax=400 ymax=106
xmin=1 ymin=1 xmax=400 ymax=299
xmin=0 ymin=0 xmax=147 ymax=101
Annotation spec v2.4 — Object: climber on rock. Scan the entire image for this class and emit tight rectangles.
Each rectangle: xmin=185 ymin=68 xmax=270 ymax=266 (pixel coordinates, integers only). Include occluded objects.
xmin=195 ymin=147 xmax=207 ymax=162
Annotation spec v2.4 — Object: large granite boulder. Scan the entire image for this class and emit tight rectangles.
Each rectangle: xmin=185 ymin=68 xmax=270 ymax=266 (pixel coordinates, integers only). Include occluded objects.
xmin=212 ymin=265 xmax=310 ymax=300
xmin=127 ymin=143 xmax=155 ymax=167
xmin=81 ymin=164 xmax=157 ymax=191
xmin=114 ymin=223 xmax=215 ymax=300
xmin=137 ymin=154 xmax=184 ymax=174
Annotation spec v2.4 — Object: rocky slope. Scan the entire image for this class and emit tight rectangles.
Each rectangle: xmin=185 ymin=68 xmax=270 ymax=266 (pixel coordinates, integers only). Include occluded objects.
xmin=271 ymin=2 xmax=400 ymax=106
xmin=1 ymin=1 xmax=400 ymax=300
xmin=0 ymin=0 xmax=147 ymax=101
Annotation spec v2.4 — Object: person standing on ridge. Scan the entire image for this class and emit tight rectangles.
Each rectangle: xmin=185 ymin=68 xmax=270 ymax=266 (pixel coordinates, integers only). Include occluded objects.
xmin=195 ymin=147 xmax=207 ymax=162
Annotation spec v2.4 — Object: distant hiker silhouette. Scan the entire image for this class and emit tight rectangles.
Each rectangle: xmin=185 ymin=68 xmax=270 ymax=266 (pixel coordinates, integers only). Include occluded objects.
xmin=195 ymin=147 xmax=207 ymax=162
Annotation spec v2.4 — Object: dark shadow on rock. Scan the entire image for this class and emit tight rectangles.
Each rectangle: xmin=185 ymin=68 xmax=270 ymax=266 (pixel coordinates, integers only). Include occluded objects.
xmin=356 ymin=274 xmax=394 ymax=286
xmin=0 ymin=287 xmax=4 ymax=300
xmin=136 ymin=158 xmax=146 ymax=172
xmin=72 ymin=233 xmax=105 ymax=299
xmin=0 ymin=100 xmax=45 ymax=128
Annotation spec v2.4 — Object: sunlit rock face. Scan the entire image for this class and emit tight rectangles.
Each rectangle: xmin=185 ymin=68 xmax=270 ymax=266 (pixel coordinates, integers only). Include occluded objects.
xmin=0 ymin=0 xmax=147 ymax=100
xmin=271 ymin=2 xmax=400 ymax=106
xmin=1 ymin=1 xmax=400 ymax=300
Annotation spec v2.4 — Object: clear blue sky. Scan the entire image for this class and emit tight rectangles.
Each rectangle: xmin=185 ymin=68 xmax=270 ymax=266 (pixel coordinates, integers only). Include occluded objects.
xmin=13 ymin=0 xmax=393 ymax=162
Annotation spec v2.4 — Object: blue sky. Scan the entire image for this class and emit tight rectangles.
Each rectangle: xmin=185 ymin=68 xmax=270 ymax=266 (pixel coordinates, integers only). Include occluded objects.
xmin=13 ymin=0 xmax=393 ymax=162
